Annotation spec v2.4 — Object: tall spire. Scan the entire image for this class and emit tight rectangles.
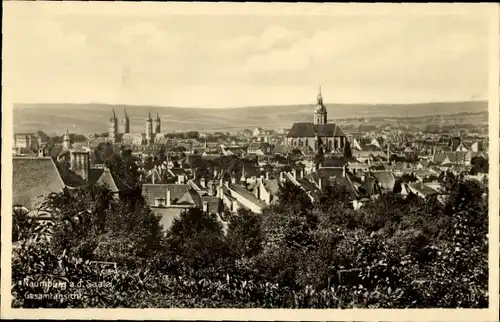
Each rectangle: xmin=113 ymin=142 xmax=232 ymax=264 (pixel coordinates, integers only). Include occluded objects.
xmin=156 ymin=112 xmax=160 ymax=120
xmin=112 ymin=108 xmax=116 ymax=120
xmin=317 ymin=85 xmax=323 ymax=105
xmin=124 ymin=108 xmax=129 ymax=119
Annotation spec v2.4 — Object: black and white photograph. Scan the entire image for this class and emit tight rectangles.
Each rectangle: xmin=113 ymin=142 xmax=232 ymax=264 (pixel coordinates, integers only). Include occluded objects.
xmin=2 ymin=2 xmax=496 ymax=316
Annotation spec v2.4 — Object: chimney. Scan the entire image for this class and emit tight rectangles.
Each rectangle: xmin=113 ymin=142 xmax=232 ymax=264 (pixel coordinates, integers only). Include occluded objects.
xmin=231 ymin=200 xmax=238 ymax=213
xmin=260 ymin=174 xmax=264 ymax=183
xmin=361 ymin=174 xmax=365 ymax=182
xmin=292 ymin=169 xmax=297 ymax=179
xmin=300 ymin=169 xmax=304 ymax=179
xmin=231 ymin=176 xmax=236 ymax=184
xmin=200 ymin=177 xmax=206 ymax=188
xmin=318 ymin=177 xmax=323 ymax=190
xmin=224 ymin=180 xmax=230 ymax=188
xmin=265 ymin=172 xmax=269 ymax=180
xmin=166 ymin=189 xmax=171 ymax=207
xmin=342 ymin=166 xmax=346 ymax=178
xmin=202 ymin=201 xmax=208 ymax=213
xmin=152 ymin=171 xmax=156 ymax=184
xmin=280 ymin=172 xmax=284 ymax=182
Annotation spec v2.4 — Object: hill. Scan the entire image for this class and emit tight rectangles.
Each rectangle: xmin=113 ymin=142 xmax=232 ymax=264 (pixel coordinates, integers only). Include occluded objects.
xmin=13 ymin=101 xmax=487 ymax=135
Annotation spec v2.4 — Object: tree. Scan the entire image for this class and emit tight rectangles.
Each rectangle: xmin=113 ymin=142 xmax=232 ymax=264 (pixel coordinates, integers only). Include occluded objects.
xmin=165 ymin=207 xmax=231 ymax=276
xmin=226 ymin=209 xmax=263 ymax=258
xmin=39 ymin=184 xmax=163 ymax=263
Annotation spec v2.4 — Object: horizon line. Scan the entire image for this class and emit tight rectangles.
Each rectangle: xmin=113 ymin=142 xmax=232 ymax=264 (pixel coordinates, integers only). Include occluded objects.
xmin=11 ymin=98 xmax=488 ymax=110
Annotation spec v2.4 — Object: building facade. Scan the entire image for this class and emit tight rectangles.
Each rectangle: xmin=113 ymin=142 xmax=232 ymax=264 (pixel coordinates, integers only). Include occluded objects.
xmin=108 ymin=109 xmax=118 ymax=143
xmin=285 ymin=87 xmax=347 ymax=153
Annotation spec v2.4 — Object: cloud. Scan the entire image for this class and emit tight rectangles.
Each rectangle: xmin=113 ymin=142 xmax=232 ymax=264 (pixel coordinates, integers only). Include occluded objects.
xmin=4 ymin=16 xmax=93 ymax=62
xmin=209 ymin=25 xmax=304 ymax=57
xmin=239 ymin=16 xmax=488 ymax=83
xmin=104 ymin=22 xmax=191 ymax=56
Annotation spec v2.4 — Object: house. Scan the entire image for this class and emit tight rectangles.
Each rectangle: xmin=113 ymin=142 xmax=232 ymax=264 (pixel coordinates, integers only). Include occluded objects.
xmin=433 ymin=151 xmax=471 ymax=166
xmin=370 ymin=171 xmax=397 ymax=192
xmin=13 ymin=157 xmax=84 ymax=212
xmin=248 ymin=174 xmax=280 ymax=205
xmin=404 ymin=181 xmax=440 ymax=199
xmin=253 ymin=127 xmax=264 ymax=137
xmin=218 ymin=181 xmax=267 ymax=214
xmin=247 ymin=142 xmax=272 ymax=155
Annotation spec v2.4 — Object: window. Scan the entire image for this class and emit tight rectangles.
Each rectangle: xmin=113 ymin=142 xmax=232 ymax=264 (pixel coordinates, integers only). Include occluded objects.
xmin=155 ymin=198 xmax=167 ymax=207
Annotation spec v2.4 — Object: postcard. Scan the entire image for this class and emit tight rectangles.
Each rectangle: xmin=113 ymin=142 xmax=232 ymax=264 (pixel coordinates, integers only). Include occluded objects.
xmin=1 ymin=2 xmax=498 ymax=321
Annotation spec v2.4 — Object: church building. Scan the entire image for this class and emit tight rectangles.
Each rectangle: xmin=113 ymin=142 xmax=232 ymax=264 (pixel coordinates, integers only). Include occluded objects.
xmin=107 ymin=109 xmax=162 ymax=146
xmin=285 ymin=87 xmax=347 ymax=153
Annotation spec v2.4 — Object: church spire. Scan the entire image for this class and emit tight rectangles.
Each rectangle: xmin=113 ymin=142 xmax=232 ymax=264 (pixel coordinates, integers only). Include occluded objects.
xmin=317 ymin=85 xmax=323 ymax=105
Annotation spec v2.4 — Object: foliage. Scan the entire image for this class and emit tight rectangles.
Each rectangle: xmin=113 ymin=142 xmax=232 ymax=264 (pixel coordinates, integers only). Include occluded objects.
xmin=12 ymin=170 xmax=487 ymax=308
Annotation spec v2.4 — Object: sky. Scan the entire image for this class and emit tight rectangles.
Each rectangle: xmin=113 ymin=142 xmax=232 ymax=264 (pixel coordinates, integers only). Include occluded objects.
xmin=3 ymin=3 xmax=493 ymax=108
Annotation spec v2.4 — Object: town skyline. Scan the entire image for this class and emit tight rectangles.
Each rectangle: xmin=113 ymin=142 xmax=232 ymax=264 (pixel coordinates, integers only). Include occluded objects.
xmin=3 ymin=3 xmax=490 ymax=109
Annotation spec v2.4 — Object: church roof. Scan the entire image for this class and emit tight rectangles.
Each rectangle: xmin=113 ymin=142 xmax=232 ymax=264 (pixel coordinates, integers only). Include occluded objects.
xmin=286 ymin=122 xmax=345 ymax=138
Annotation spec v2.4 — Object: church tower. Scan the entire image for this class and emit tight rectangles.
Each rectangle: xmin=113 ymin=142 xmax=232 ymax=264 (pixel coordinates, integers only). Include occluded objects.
xmin=313 ymin=86 xmax=327 ymax=125
xmin=145 ymin=112 xmax=153 ymax=144
xmin=62 ymin=129 xmax=71 ymax=151
xmin=108 ymin=109 xmax=118 ymax=143
xmin=154 ymin=112 xmax=161 ymax=134
xmin=121 ymin=109 xmax=130 ymax=134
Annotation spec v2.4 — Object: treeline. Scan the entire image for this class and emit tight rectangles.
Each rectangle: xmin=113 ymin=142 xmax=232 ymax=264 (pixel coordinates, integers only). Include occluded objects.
xmin=12 ymin=173 xmax=487 ymax=308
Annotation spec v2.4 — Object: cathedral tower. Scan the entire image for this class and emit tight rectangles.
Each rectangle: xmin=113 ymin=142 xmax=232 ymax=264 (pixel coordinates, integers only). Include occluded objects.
xmin=313 ymin=86 xmax=327 ymax=125
xmin=154 ymin=112 xmax=161 ymax=134
xmin=145 ymin=112 xmax=153 ymax=144
xmin=121 ymin=109 xmax=130 ymax=134
xmin=108 ymin=109 xmax=118 ymax=143
xmin=62 ymin=129 xmax=71 ymax=151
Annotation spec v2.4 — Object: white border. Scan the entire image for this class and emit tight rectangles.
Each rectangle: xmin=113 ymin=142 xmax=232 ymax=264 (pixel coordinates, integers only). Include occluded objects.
xmin=1 ymin=2 xmax=498 ymax=321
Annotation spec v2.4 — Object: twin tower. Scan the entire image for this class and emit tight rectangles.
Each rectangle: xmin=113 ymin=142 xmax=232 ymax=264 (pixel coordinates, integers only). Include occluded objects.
xmin=108 ymin=109 xmax=161 ymax=143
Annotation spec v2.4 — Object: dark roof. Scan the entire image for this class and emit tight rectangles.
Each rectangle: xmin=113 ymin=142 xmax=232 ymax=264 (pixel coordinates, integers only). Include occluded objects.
xmin=322 ymin=158 xmax=348 ymax=167
xmin=178 ymin=188 xmax=201 ymax=206
xmin=273 ymin=144 xmax=292 ymax=155
xmin=88 ymin=168 xmax=105 ymax=185
xmin=142 ymin=184 xmax=190 ymax=205
xmin=248 ymin=142 xmax=270 ymax=151
xmin=13 ymin=157 xmax=66 ymax=209
xmin=287 ymin=122 xmax=345 ymax=138
xmin=371 ymin=171 xmax=396 ymax=191
xmin=95 ymin=169 xmax=129 ymax=193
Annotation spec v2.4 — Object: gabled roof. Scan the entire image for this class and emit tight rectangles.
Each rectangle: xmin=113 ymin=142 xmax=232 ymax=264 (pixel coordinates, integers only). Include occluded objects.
xmin=228 ymin=183 xmax=267 ymax=208
xmin=273 ymin=144 xmax=292 ymax=155
xmin=287 ymin=122 xmax=345 ymax=138
xmin=371 ymin=171 xmax=396 ymax=191
xmin=95 ymin=169 xmax=129 ymax=193
xmin=142 ymin=184 xmax=190 ymax=205
xmin=407 ymin=182 xmax=439 ymax=197
xmin=248 ymin=142 xmax=270 ymax=151
xmin=13 ymin=157 xmax=69 ymax=209
xmin=178 ymin=188 xmax=201 ymax=206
